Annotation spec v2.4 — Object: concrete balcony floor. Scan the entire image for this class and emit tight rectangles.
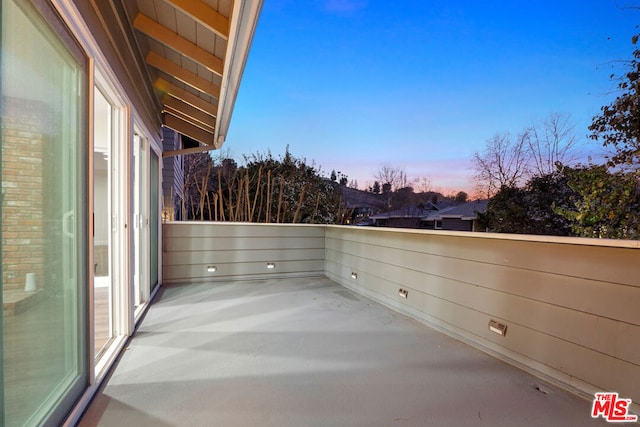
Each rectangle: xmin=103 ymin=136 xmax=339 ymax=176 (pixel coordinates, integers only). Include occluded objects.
xmin=79 ymin=277 xmax=607 ymax=426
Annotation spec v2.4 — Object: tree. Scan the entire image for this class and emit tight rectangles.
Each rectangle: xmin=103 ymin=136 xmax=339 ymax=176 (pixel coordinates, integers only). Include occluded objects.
xmin=415 ymin=176 xmax=433 ymax=193
xmin=477 ymin=186 xmax=530 ymax=234
xmin=526 ymin=112 xmax=579 ymax=176
xmin=556 ymin=165 xmax=640 ymax=239
xmin=374 ymin=164 xmax=408 ymax=208
xmin=478 ymin=170 xmax=573 ymax=236
xmin=589 ymin=35 xmax=640 ymax=169
xmin=182 ymin=149 xmax=342 ymax=223
xmin=390 ymin=186 xmax=415 ymax=210
xmin=479 ymin=164 xmax=640 ymax=239
xmin=182 ymin=152 xmax=214 ymax=220
xmin=371 ymin=181 xmax=381 ymax=194
xmin=374 ymin=163 xmax=406 ymax=192
xmin=472 ymin=132 xmax=531 ymax=198
xmin=454 ymin=191 xmax=468 ymax=203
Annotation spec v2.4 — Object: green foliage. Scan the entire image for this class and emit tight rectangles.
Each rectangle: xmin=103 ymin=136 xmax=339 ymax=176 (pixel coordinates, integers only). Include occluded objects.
xmin=557 ymin=165 xmax=640 ymax=239
xmin=480 ymin=165 xmax=640 ymax=239
xmin=242 ymin=149 xmax=341 ymax=223
xmin=183 ymin=149 xmax=341 ymax=223
xmin=477 ymin=186 xmax=531 ymax=234
xmin=478 ymin=170 xmax=574 ymax=236
xmin=589 ymin=34 xmax=640 ymax=168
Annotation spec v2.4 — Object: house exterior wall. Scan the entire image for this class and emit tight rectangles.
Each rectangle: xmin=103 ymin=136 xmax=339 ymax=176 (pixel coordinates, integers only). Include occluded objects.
xmin=383 ymin=218 xmax=423 ymax=229
xmin=441 ymin=217 xmax=473 ymax=232
xmin=162 ymin=128 xmax=184 ymax=221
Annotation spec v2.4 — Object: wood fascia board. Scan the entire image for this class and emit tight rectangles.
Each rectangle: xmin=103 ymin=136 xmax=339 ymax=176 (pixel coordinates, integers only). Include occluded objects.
xmin=164 ymin=113 xmax=215 ymax=147
xmin=162 ymin=96 xmax=215 ymax=133
xmin=214 ymin=0 xmax=263 ymax=149
xmin=146 ymin=51 xmax=221 ymax=99
xmin=164 ymin=0 xmax=229 ymax=40
xmin=155 ymin=78 xmax=218 ymax=117
xmin=163 ymin=145 xmax=219 ymax=158
xmin=133 ymin=13 xmax=224 ymax=76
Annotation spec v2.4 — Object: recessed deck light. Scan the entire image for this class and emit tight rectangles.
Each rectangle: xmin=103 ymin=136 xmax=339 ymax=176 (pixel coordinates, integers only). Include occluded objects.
xmin=489 ymin=320 xmax=507 ymax=336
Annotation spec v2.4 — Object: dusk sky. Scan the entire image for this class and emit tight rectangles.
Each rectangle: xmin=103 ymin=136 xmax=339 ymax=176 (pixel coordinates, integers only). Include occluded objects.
xmin=227 ymin=1 xmax=639 ymax=195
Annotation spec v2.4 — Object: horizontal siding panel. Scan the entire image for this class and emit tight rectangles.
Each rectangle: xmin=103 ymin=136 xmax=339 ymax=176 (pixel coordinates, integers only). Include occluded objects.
xmin=326 ymin=228 xmax=639 ymax=287
xmin=163 ymin=260 xmax=324 ymax=282
xmin=325 ymin=239 xmax=640 ymax=325
xmin=164 ymin=222 xmax=325 ymax=239
xmin=165 ymin=236 xmax=325 ymax=252
xmin=164 ymin=248 xmax=325 ymax=266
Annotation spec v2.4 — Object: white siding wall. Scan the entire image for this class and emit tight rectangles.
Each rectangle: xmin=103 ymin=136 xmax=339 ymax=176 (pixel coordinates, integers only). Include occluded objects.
xmin=325 ymin=225 xmax=640 ymax=408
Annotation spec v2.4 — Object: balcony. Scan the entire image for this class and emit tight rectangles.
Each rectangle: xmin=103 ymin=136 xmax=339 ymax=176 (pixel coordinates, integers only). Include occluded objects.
xmin=79 ymin=222 xmax=640 ymax=425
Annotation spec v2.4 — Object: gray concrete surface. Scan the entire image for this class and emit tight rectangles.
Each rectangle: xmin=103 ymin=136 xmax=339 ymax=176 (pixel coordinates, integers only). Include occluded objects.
xmin=79 ymin=277 xmax=613 ymax=426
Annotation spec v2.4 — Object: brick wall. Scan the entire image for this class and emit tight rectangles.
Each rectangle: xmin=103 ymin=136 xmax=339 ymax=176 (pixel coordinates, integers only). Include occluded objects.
xmin=2 ymin=97 xmax=47 ymax=292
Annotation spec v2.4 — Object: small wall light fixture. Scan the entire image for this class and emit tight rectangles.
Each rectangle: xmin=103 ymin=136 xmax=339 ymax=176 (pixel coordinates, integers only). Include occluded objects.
xmin=207 ymin=266 xmax=217 ymax=273
xmin=398 ymin=288 xmax=408 ymax=298
xmin=489 ymin=319 xmax=507 ymax=336
xmin=351 ymin=272 xmax=358 ymax=279
xmin=266 ymin=262 xmax=276 ymax=270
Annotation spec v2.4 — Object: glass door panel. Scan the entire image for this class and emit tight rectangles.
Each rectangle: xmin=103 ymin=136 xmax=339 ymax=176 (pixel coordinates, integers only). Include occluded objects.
xmin=150 ymin=152 xmax=159 ymax=292
xmin=2 ymin=1 xmax=88 ymax=425
xmin=93 ymin=88 xmax=114 ymax=359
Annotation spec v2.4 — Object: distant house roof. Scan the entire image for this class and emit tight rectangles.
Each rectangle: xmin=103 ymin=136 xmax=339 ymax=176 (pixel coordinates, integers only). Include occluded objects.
xmin=370 ymin=202 xmax=442 ymax=220
xmin=338 ymin=185 xmax=387 ymax=211
xmin=431 ymin=199 xmax=488 ymax=221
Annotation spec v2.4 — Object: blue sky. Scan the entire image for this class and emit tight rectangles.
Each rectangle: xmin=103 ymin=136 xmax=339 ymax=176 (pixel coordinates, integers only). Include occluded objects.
xmin=227 ymin=1 xmax=639 ymax=194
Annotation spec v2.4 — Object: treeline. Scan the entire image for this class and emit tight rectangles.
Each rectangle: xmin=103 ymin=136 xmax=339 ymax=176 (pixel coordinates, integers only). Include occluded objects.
xmin=180 ymin=149 xmax=344 ymax=223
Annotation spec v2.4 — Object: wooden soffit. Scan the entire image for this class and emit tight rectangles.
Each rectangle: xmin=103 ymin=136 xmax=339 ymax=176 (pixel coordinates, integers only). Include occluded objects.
xmin=128 ymin=0 xmax=262 ymax=156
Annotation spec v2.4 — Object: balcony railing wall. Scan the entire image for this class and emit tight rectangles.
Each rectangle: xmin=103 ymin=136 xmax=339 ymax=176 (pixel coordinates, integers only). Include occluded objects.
xmin=163 ymin=222 xmax=640 ymax=410
xmin=162 ymin=222 xmax=326 ymax=283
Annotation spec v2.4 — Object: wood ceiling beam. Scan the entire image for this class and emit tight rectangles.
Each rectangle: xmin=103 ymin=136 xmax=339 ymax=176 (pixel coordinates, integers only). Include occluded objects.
xmin=155 ymin=78 xmax=218 ymax=117
xmin=163 ymin=145 xmax=219 ymax=158
xmin=147 ymin=51 xmax=221 ymax=99
xmin=164 ymin=0 xmax=229 ymax=40
xmin=133 ymin=13 xmax=224 ymax=76
xmin=164 ymin=113 xmax=215 ymax=147
xmin=162 ymin=95 xmax=215 ymax=133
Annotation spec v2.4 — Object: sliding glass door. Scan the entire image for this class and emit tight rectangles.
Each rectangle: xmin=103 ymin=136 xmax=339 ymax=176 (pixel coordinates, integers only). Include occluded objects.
xmin=1 ymin=1 xmax=88 ymax=425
